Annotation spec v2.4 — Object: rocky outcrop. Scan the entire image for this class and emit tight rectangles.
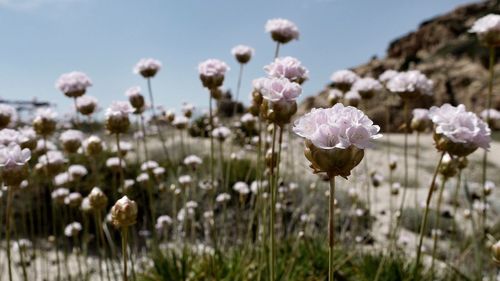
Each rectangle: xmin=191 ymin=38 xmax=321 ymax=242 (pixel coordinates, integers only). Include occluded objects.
xmin=300 ymin=0 xmax=500 ymax=131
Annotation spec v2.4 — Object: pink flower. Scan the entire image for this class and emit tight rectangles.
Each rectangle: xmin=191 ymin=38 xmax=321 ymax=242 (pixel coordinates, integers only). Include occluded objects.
xmin=469 ymin=14 xmax=500 ymax=34
xmin=105 ymin=101 xmax=134 ymax=118
xmin=134 ymin=58 xmax=162 ymax=78
xmin=412 ymin=108 xmax=430 ymax=122
xmin=55 ymin=71 xmax=92 ymax=97
xmin=264 ymin=56 xmax=309 ymax=84
xmin=386 ymin=70 xmax=433 ymax=97
xmin=293 ymin=103 xmax=381 ymax=150
xmin=429 ymin=104 xmax=491 ymax=150
xmin=198 ymin=59 xmax=230 ymax=77
xmin=260 ymin=77 xmax=302 ymax=103
xmin=265 ymin=18 xmax=299 ymax=44
xmin=352 ymin=77 xmax=382 ymax=93
xmin=330 ymin=70 xmax=359 ymax=85
xmin=231 ymin=45 xmax=254 ymax=64
xmin=0 ymin=143 xmax=31 ymax=169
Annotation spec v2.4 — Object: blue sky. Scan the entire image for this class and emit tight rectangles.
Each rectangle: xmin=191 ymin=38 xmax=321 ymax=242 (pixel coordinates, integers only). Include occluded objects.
xmin=0 ymin=0 xmax=475 ymax=116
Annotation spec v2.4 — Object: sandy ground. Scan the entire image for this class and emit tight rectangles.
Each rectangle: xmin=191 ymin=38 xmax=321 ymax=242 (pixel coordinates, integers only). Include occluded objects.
xmin=1 ymin=132 xmax=499 ymax=280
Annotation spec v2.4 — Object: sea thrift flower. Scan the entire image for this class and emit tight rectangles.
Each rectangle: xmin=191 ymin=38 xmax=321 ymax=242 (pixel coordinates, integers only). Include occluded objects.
xmin=136 ymin=173 xmax=150 ymax=184
xmin=88 ymin=187 xmax=108 ymax=211
xmin=0 ymin=104 xmax=17 ymax=129
xmin=64 ymin=192 xmax=83 ymax=208
xmin=172 ymin=115 xmax=189 ymax=130
xmin=178 ymin=175 xmax=192 ymax=186
xmin=264 ymin=56 xmax=309 ymax=84
xmin=113 ymin=140 xmax=133 ymax=157
xmin=411 ymin=108 xmax=431 ymax=132
xmin=0 ymin=143 xmax=31 ymax=186
xmin=134 ymin=58 xmax=162 ymax=78
xmin=344 ymin=91 xmax=361 ymax=107
xmin=265 ymin=18 xmax=299 ymax=44
xmin=198 ymin=59 xmax=230 ymax=89
xmin=429 ymin=104 xmax=491 ymax=156
xmin=55 ymin=71 xmax=92 ymax=98
xmin=68 ymin=164 xmax=88 ymax=179
xmin=212 ymin=126 xmax=231 ymax=142
xmin=75 ymin=96 xmax=98 ymax=116
xmin=330 ymin=70 xmax=359 ymax=92
xmin=51 ymin=188 xmax=70 ymax=204
xmin=469 ymin=14 xmax=500 ymax=47
xmin=111 ymin=196 xmax=138 ymax=227
xmin=293 ymin=103 xmax=382 ymax=177
xmin=352 ymin=77 xmax=382 ymax=99
xmin=233 ymin=181 xmax=250 ymax=195
xmin=386 ymin=70 xmax=433 ymax=99
xmin=183 ymin=155 xmax=202 ymax=170
xmin=182 ymin=103 xmax=195 ymax=118
xmin=141 ymin=160 xmax=159 ymax=172
xmin=17 ymin=126 xmax=37 ymax=150
xmin=378 ymin=70 xmax=399 ymax=84
xmin=231 ymin=45 xmax=254 ymax=64
xmin=155 ymin=215 xmax=173 ymax=231
xmin=33 ymin=108 xmax=57 ymax=136
xmin=38 ymin=150 xmax=66 ymax=175
xmin=216 ymin=192 xmax=231 ymax=203
xmin=64 ymin=222 xmax=82 ymax=238
xmin=260 ymin=77 xmax=302 ymax=125
xmin=84 ymin=135 xmax=104 ymax=156
xmin=327 ymin=89 xmax=343 ymax=106
xmin=105 ymin=101 xmax=134 ymax=134
xmin=0 ymin=129 xmax=20 ymax=146
xmin=125 ymin=86 xmax=145 ymax=113
xmin=106 ymin=157 xmax=126 ymax=172
xmin=60 ymin=129 xmax=84 ymax=153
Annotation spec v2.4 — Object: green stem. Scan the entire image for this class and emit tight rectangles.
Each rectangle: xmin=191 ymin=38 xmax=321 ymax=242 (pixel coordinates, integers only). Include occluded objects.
xmin=269 ymin=124 xmax=278 ymax=281
xmin=5 ymin=187 xmax=14 ymax=281
xmin=328 ymin=176 xmax=336 ymax=281
xmin=116 ymin=133 xmax=125 ymax=193
xmin=122 ymin=227 xmax=129 ymax=281
xmin=413 ymin=152 xmax=445 ymax=278
xmin=274 ymin=42 xmax=281 ymax=59
xmin=430 ymin=176 xmax=448 ymax=276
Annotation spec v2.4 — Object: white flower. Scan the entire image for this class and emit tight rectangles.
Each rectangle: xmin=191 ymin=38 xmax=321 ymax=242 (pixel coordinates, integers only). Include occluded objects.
xmin=141 ymin=160 xmax=159 ymax=171
xmin=378 ymin=70 xmax=399 ymax=83
xmin=105 ymin=101 xmax=134 ymax=118
xmin=216 ymin=192 xmax=231 ymax=203
xmin=198 ymin=59 xmax=230 ymax=78
xmin=136 ymin=173 xmax=150 ymax=183
xmin=39 ymin=150 xmax=66 ymax=166
xmin=352 ymin=77 xmax=382 ymax=94
xmin=55 ymin=71 xmax=92 ymax=97
xmin=344 ymin=91 xmax=361 ymax=101
xmin=134 ymin=58 xmax=162 ymax=77
xmin=17 ymin=127 xmax=36 ymax=145
xmin=293 ymin=103 xmax=382 ymax=150
xmin=155 ymin=215 xmax=173 ymax=230
xmin=182 ymin=103 xmax=195 ymax=114
xmin=35 ymin=108 xmax=58 ymax=120
xmin=264 ymin=56 xmax=309 ymax=83
xmin=172 ymin=115 xmax=189 ymax=127
xmin=51 ymin=188 xmax=69 ymax=201
xmin=60 ymin=129 xmax=84 ymax=143
xmin=241 ymin=113 xmax=256 ymax=124
xmin=429 ymin=104 xmax=491 ymax=150
xmin=265 ymin=18 xmax=299 ymax=43
xmin=54 ymin=172 xmax=71 ymax=186
xmin=0 ymin=143 xmax=31 ymax=168
xmin=68 ymin=164 xmax=88 ymax=178
xmin=412 ymin=108 xmax=430 ymax=122
xmin=106 ymin=157 xmax=126 ymax=169
xmin=183 ymin=155 xmax=202 ymax=167
xmin=75 ymin=96 xmax=98 ymax=113
xmin=330 ymin=70 xmax=359 ymax=85
xmin=469 ymin=14 xmax=500 ymax=34
xmin=0 ymin=104 xmax=18 ymax=126
xmin=260 ymin=77 xmax=302 ymax=103
xmin=125 ymin=86 xmax=141 ymax=98
xmin=212 ymin=126 xmax=231 ymax=141
xmin=0 ymin=129 xmax=20 ymax=146
xmin=386 ymin=70 xmax=433 ymax=96
xmin=231 ymin=45 xmax=254 ymax=63
xmin=64 ymin=222 xmax=82 ymax=237
xmin=233 ymin=181 xmax=250 ymax=195
xmin=186 ymin=200 xmax=198 ymax=209
xmin=480 ymin=109 xmax=500 ymax=121
xmin=178 ymin=175 xmax=192 ymax=186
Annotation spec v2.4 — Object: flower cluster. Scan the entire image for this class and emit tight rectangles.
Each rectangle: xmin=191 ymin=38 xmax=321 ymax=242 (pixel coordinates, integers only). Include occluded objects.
xmin=469 ymin=14 xmax=500 ymax=47
xmin=134 ymin=58 xmax=162 ymax=78
xmin=265 ymin=18 xmax=299 ymax=44
xmin=352 ymin=77 xmax=382 ymax=99
xmin=75 ymin=96 xmax=98 ymax=116
xmin=386 ymin=70 xmax=434 ymax=98
xmin=198 ymin=59 xmax=230 ymax=90
xmin=55 ymin=71 xmax=92 ymax=97
xmin=264 ymin=56 xmax=309 ymax=84
xmin=231 ymin=45 xmax=254 ymax=64
xmin=429 ymin=104 xmax=491 ymax=156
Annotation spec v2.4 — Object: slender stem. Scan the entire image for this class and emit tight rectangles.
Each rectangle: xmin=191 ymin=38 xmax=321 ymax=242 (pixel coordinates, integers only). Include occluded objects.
xmin=413 ymin=152 xmax=445 ymax=278
xmin=116 ymin=133 xmax=125 ymax=193
xmin=146 ymin=78 xmax=172 ymax=165
xmin=414 ymin=132 xmax=421 ymax=208
xmin=452 ymin=167 xmax=463 ymax=235
xmin=269 ymin=124 xmax=278 ymax=281
xmin=328 ymin=176 xmax=336 ymax=281
xmin=122 ymin=227 xmax=129 ymax=281
xmin=232 ymin=63 xmax=244 ymax=117
xmin=274 ymin=42 xmax=281 ymax=59
xmin=73 ymin=97 xmax=80 ymax=127
xmin=481 ymin=46 xmax=495 ymax=237
xmin=209 ymin=94 xmax=215 ymax=188
xmin=398 ymin=100 xmax=410 ymax=219
xmin=140 ymin=114 xmax=150 ymax=161
xmin=5 ymin=187 xmax=14 ymax=281
xmin=430 ymin=176 xmax=447 ymax=275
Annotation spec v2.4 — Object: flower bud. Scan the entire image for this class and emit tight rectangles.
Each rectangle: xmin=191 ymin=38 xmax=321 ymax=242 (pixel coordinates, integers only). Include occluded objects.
xmin=439 ymin=154 xmax=458 ymax=178
xmin=88 ymin=187 xmax=108 ymax=211
xmin=492 ymin=240 xmax=500 ymax=265
xmin=304 ymin=140 xmax=364 ymax=179
xmin=433 ymin=133 xmax=478 ymax=157
xmin=111 ymin=196 xmax=138 ymax=228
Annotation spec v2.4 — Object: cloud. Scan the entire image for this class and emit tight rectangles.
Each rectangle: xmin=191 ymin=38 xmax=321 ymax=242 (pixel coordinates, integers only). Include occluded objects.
xmin=0 ymin=0 xmax=81 ymax=10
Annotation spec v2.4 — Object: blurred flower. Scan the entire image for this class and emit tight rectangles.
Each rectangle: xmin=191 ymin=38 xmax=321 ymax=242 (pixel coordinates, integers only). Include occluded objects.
xmin=55 ymin=71 xmax=92 ymax=98
xmin=264 ymin=56 xmax=309 ymax=84
xmin=184 ymin=155 xmax=203 ymax=170
xmin=106 ymin=157 xmax=126 ymax=171
xmin=51 ymin=188 xmax=70 ymax=204
xmin=327 ymin=89 xmax=343 ymax=106
xmin=65 ymin=192 xmax=83 ymax=208
xmin=136 ymin=172 xmax=150 ymax=184
xmin=134 ymin=58 xmax=162 ymax=78
xmin=233 ymin=181 xmax=250 ymax=195
xmin=260 ymin=77 xmax=302 ymax=103
xmin=125 ymin=86 xmax=145 ymax=113
xmin=198 ymin=59 xmax=230 ymax=89
xmin=17 ymin=126 xmax=36 ymax=150
xmin=75 ymin=95 xmax=98 ymax=116
xmin=411 ymin=108 xmax=431 ymax=132
xmin=182 ymin=103 xmax=195 ymax=118
xmin=141 ymin=160 xmax=159 ymax=171
xmin=83 ymin=135 xmax=104 ymax=156
xmin=212 ymin=126 xmax=231 ymax=142
xmin=216 ymin=192 xmax=231 ymax=203
xmin=352 ymin=77 xmax=382 ymax=99
xmin=64 ymin=222 xmax=82 ymax=237
xmin=231 ymin=45 xmax=254 ymax=64
xmin=429 ymin=104 xmax=491 ymax=156
xmin=88 ymin=187 xmax=108 ymax=211
xmin=155 ymin=215 xmax=173 ymax=231
xmin=0 ymin=104 xmax=17 ymax=129
xmin=0 ymin=143 xmax=31 ymax=186
xmin=60 ymin=129 xmax=84 ymax=153
xmin=469 ymin=14 xmax=500 ymax=47
xmin=172 ymin=115 xmax=189 ymax=129
xmin=111 ymin=196 xmax=138 ymax=228
xmin=330 ymin=70 xmax=359 ymax=92
xmin=378 ymin=69 xmax=399 ymax=84
xmin=265 ymin=18 xmax=299 ymax=44
xmin=386 ymin=70 xmax=433 ymax=98
xmin=105 ymin=101 xmax=134 ymax=134
xmin=33 ymin=108 xmax=57 ymax=136
xmin=178 ymin=175 xmax=192 ymax=186
xmin=0 ymin=128 xmax=20 ymax=146
xmin=344 ymin=90 xmax=361 ymax=107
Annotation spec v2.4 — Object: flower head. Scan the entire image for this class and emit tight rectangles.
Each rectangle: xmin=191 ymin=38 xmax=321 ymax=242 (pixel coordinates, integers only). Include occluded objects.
xmin=378 ymin=70 xmax=399 ymax=84
xmin=386 ymin=70 xmax=433 ymax=98
xmin=75 ymin=96 xmax=98 ymax=116
xmin=469 ymin=14 xmax=500 ymax=47
xmin=429 ymin=104 xmax=491 ymax=156
xmin=55 ymin=71 xmax=92 ymax=97
xmin=198 ymin=59 xmax=230 ymax=89
xmin=105 ymin=102 xmax=134 ymax=134
xmin=134 ymin=58 xmax=162 ymax=78
xmin=64 ymin=222 xmax=82 ymax=237
xmin=0 ymin=104 xmax=18 ymax=129
xmin=264 ymin=56 xmax=309 ymax=84
xmin=260 ymin=77 xmax=302 ymax=103
xmin=330 ymin=70 xmax=359 ymax=92
xmin=265 ymin=18 xmax=299 ymax=44
xmin=0 ymin=143 xmax=31 ymax=168
xmin=352 ymin=77 xmax=382 ymax=99
xmin=231 ymin=45 xmax=254 ymax=64
xmin=111 ymin=196 xmax=138 ymax=227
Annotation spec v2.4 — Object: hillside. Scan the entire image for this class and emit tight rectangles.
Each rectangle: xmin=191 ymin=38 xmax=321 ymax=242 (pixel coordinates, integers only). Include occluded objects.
xmin=300 ymin=0 xmax=500 ymax=131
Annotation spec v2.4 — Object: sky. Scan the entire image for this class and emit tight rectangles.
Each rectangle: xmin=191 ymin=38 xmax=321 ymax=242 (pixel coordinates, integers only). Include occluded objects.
xmin=0 ymin=0 xmax=477 ymax=116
